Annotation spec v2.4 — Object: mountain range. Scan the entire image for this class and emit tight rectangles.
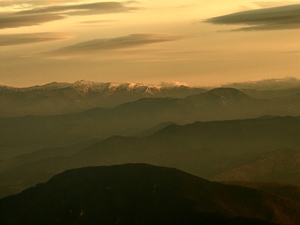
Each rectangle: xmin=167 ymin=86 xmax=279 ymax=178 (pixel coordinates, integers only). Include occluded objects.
xmin=1 ymin=80 xmax=300 ymax=207
xmin=1 ymin=116 xmax=300 ymax=198
xmin=2 ymin=85 xmax=298 ymax=159
xmin=0 ymin=80 xmax=206 ymax=117
xmin=1 ymin=164 xmax=300 ymax=225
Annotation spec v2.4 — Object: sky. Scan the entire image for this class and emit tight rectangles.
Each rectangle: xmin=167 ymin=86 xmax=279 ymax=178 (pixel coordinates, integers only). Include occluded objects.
xmin=1 ymin=0 xmax=300 ymax=87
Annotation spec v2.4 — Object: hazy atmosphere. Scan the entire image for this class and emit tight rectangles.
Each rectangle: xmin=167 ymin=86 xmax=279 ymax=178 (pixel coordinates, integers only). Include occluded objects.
xmin=2 ymin=2 xmax=300 ymax=224
xmin=1 ymin=0 xmax=300 ymax=87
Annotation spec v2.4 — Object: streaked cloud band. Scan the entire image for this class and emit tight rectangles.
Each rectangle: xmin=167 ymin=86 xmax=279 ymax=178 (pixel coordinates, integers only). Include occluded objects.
xmin=205 ymin=4 xmax=300 ymax=31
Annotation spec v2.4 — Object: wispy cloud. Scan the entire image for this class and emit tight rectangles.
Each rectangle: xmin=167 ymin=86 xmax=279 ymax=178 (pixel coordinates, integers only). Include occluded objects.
xmin=253 ymin=1 xmax=300 ymax=8
xmin=0 ymin=0 xmax=83 ymax=8
xmin=17 ymin=2 xmax=136 ymax=16
xmin=0 ymin=32 xmax=73 ymax=46
xmin=204 ymin=4 xmax=300 ymax=31
xmin=223 ymin=77 xmax=300 ymax=90
xmin=45 ymin=33 xmax=186 ymax=57
xmin=0 ymin=1 xmax=137 ymax=29
xmin=79 ymin=20 xmax=117 ymax=24
xmin=0 ymin=14 xmax=64 ymax=29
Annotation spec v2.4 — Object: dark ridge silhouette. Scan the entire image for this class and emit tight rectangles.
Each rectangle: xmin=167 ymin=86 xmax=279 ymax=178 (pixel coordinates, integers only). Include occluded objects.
xmin=221 ymin=181 xmax=300 ymax=204
xmin=1 ymin=116 xmax=300 ymax=198
xmin=1 ymin=164 xmax=299 ymax=225
xmin=134 ymin=121 xmax=177 ymax=137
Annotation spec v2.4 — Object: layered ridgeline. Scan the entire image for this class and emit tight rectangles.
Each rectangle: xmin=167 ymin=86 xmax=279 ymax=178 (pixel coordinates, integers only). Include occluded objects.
xmin=0 ymin=87 xmax=293 ymax=158
xmin=2 ymin=80 xmax=300 ymax=118
xmin=1 ymin=116 xmax=300 ymax=198
xmin=1 ymin=164 xmax=300 ymax=225
xmin=0 ymin=80 xmax=207 ymax=117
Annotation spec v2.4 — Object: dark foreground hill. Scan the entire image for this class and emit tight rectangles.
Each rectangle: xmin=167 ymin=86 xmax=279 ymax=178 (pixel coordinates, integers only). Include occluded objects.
xmin=1 ymin=164 xmax=300 ymax=225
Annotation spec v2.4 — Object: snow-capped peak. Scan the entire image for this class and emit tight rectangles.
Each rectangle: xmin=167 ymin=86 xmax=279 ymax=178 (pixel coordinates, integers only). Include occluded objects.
xmin=0 ymin=80 xmax=196 ymax=94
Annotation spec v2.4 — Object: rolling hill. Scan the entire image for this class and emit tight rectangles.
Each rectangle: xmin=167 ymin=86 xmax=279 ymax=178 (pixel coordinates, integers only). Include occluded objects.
xmin=1 ymin=164 xmax=300 ymax=225
xmin=0 ymin=87 xmax=275 ymax=158
xmin=1 ymin=116 xmax=300 ymax=198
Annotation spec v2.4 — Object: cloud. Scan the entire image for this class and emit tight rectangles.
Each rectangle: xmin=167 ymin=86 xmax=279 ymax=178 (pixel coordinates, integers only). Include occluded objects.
xmin=0 ymin=32 xmax=73 ymax=46
xmin=222 ymin=77 xmax=300 ymax=90
xmin=0 ymin=1 xmax=136 ymax=29
xmin=253 ymin=1 xmax=300 ymax=8
xmin=45 ymin=33 xmax=185 ymax=57
xmin=79 ymin=20 xmax=117 ymax=24
xmin=160 ymin=81 xmax=189 ymax=87
xmin=17 ymin=2 xmax=136 ymax=16
xmin=0 ymin=0 xmax=82 ymax=7
xmin=0 ymin=14 xmax=64 ymax=29
xmin=204 ymin=4 xmax=300 ymax=31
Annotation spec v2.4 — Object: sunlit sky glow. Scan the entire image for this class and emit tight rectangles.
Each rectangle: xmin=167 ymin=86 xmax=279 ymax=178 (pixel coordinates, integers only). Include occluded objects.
xmin=1 ymin=0 xmax=300 ymax=87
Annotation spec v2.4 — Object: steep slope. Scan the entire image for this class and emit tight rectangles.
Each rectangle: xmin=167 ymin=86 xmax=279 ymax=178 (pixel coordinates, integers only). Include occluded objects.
xmin=1 ymin=164 xmax=300 ymax=225
xmin=211 ymin=148 xmax=300 ymax=184
xmin=222 ymin=181 xmax=300 ymax=204
xmin=0 ymin=80 xmax=206 ymax=117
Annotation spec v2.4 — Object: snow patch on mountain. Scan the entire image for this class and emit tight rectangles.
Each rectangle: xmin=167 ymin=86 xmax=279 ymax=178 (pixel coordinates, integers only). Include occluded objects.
xmin=0 ymin=80 xmax=202 ymax=96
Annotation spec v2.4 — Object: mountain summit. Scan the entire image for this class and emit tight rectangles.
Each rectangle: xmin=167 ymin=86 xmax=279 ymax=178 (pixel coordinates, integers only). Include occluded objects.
xmin=185 ymin=87 xmax=259 ymax=106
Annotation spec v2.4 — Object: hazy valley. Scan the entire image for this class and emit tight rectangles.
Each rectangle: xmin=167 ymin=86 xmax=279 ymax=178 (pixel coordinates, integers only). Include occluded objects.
xmin=1 ymin=80 xmax=300 ymax=224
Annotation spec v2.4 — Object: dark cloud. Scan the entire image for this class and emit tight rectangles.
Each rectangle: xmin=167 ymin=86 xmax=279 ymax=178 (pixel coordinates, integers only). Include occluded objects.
xmin=0 ymin=14 xmax=64 ymax=29
xmin=17 ymin=2 xmax=136 ymax=16
xmin=0 ymin=0 xmax=82 ymax=7
xmin=46 ymin=34 xmax=185 ymax=56
xmin=204 ymin=4 xmax=300 ymax=31
xmin=0 ymin=1 xmax=136 ymax=29
xmin=0 ymin=33 xmax=73 ymax=46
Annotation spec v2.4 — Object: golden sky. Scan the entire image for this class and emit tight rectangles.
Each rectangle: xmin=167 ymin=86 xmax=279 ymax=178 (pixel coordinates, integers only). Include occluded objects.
xmin=1 ymin=0 xmax=300 ymax=87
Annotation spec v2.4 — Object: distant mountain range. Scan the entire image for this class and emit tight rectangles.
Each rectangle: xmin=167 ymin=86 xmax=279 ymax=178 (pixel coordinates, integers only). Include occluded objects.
xmin=1 ymin=164 xmax=300 ymax=225
xmin=2 ymin=80 xmax=300 ymax=118
xmin=1 ymin=81 xmax=300 ymax=200
xmin=2 ymin=86 xmax=299 ymax=159
xmin=0 ymin=80 xmax=207 ymax=117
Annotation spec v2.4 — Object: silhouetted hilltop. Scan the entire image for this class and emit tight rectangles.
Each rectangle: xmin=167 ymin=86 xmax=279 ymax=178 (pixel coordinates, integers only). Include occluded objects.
xmin=1 ymin=164 xmax=299 ymax=225
xmin=185 ymin=87 xmax=256 ymax=105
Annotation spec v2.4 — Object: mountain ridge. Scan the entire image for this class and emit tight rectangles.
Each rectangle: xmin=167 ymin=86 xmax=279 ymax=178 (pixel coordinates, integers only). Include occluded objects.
xmin=1 ymin=164 xmax=300 ymax=225
xmin=0 ymin=80 xmax=207 ymax=117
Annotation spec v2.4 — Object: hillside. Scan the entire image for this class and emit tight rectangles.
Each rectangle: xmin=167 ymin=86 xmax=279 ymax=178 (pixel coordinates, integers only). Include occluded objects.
xmin=1 ymin=116 xmax=300 ymax=198
xmin=1 ymin=164 xmax=300 ymax=225
xmin=211 ymin=148 xmax=300 ymax=184
xmin=0 ymin=88 xmax=284 ymax=158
